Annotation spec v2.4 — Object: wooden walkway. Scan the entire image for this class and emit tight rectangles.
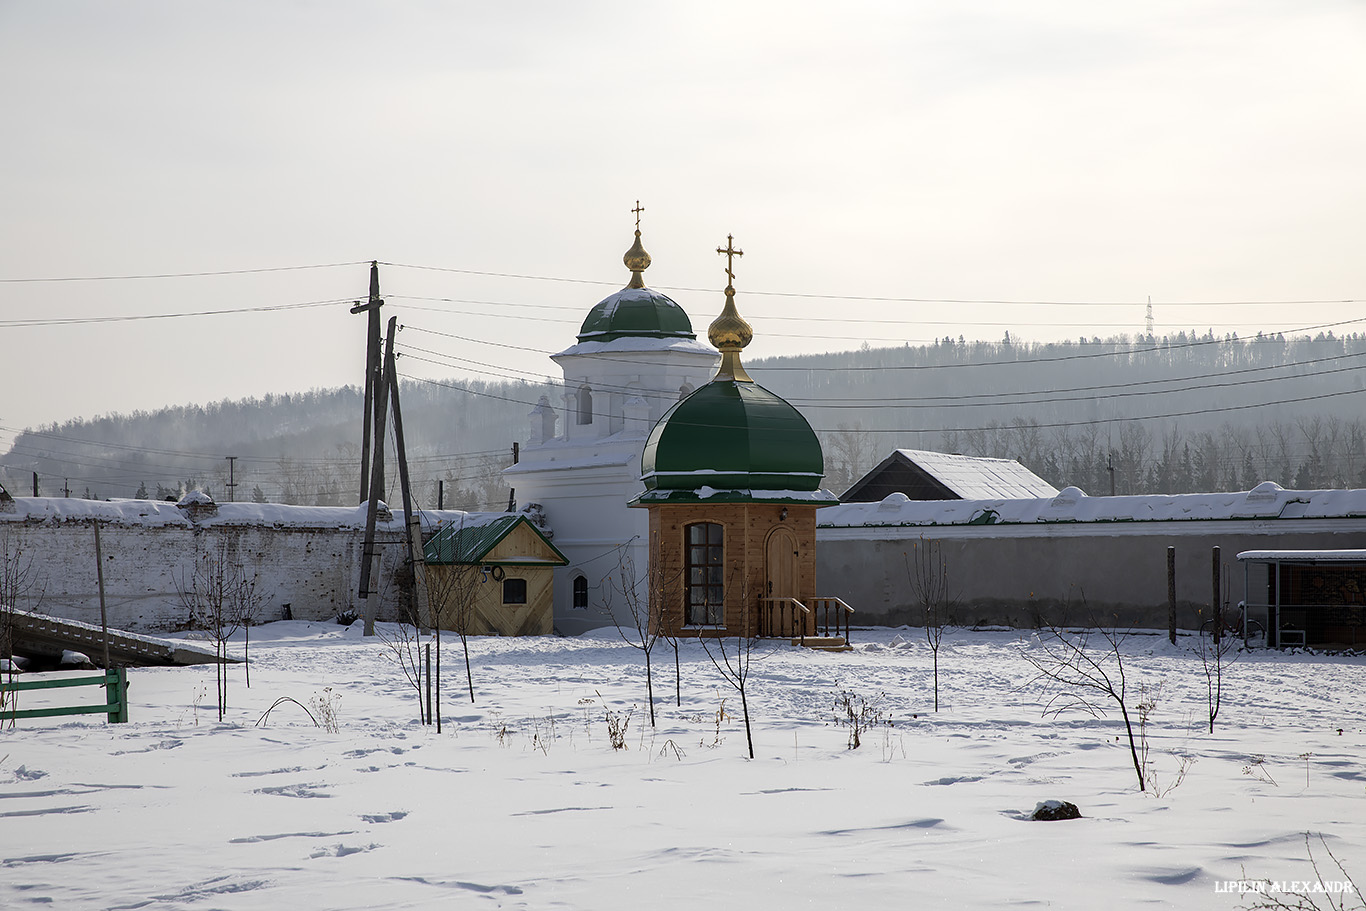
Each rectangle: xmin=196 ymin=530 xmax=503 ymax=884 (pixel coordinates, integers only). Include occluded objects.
xmin=6 ymin=608 xmax=225 ymax=667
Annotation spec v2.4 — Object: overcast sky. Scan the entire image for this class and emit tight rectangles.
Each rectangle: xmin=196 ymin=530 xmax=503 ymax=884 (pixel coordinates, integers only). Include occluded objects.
xmin=2 ymin=1 xmax=1363 ymax=449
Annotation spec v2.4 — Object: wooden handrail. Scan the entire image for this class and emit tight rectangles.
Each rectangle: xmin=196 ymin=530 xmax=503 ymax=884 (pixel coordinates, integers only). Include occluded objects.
xmin=809 ymin=597 xmax=855 ymax=642
xmin=757 ymin=597 xmax=810 ymax=643
xmin=759 ymin=596 xmax=810 ymax=614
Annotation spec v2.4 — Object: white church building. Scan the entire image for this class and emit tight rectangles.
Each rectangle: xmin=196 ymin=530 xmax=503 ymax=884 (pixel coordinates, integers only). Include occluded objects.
xmin=504 ymin=223 xmax=719 ymax=634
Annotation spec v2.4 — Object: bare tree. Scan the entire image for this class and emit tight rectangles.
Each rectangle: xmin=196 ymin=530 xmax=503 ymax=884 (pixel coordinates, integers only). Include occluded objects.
xmin=603 ymin=540 xmax=684 ymax=728
xmin=1196 ymin=609 xmax=1239 ymax=734
xmin=907 ymin=536 xmax=955 ymax=712
xmin=176 ymin=535 xmax=263 ymax=722
xmin=376 ymin=617 xmax=430 ymax=724
xmin=0 ymin=527 xmax=46 ymax=657
xmin=1023 ymin=615 xmax=1147 ymax=792
xmin=426 ymin=559 xmax=481 ymax=704
xmin=698 ymin=582 xmax=763 ymax=760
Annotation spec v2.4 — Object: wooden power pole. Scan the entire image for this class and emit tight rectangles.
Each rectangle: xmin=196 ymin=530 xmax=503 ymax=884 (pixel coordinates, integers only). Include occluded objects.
xmin=351 ymin=262 xmax=385 ymax=505
xmin=384 ymin=316 xmax=431 ymax=631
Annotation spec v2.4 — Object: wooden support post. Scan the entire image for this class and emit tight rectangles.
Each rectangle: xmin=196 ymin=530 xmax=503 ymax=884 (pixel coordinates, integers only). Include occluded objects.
xmin=350 ymin=261 xmax=384 ymax=505
xmin=357 ymin=320 xmax=392 ymax=637
xmin=1212 ymin=545 xmax=1222 ymax=646
xmin=385 ymin=315 xmax=431 ymax=631
xmin=107 ymin=667 xmax=128 ymax=723
xmin=93 ymin=521 xmax=110 ymax=669
xmin=425 ymin=642 xmax=433 ymax=727
xmin=1167 ymin=545 xmax=1177 ymax=645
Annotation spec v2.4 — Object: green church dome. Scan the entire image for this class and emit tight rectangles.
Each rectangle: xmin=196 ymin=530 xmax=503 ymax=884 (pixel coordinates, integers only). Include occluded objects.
xmin=633 ymin=232 xmax=838 ymax=507
xmin=641 ymin=380 xmax=825 ymax=492
xmin=576 ymin=221 xmax=696 ymax=343
xmin=577 ymin=287 xmax=696 ymax=343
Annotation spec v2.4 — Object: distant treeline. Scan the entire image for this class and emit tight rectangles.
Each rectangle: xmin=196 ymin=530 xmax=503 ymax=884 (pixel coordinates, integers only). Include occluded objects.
xmin=5 ymin=329 xmax=1366 ymax=505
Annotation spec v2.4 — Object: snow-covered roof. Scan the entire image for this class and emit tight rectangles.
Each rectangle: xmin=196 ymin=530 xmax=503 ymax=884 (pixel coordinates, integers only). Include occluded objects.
xmin=842 ymin=449 xmax=1059 ymax=501
xmin=552 ymin=336 xmax=717 ymax=360
xmin=1237 ymin=549 xmax=1366 ymax=563
xmin=0 ymin=495 xmax=500 ymax=533
xmin=817 ymin=481 xmax=1366 ymax=528
xmin=897 ymin=449 xmax=1059 ymax=498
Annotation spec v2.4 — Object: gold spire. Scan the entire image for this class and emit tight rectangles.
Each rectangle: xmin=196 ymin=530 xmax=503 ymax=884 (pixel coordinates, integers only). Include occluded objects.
xmin=623 ymin=200 xmax=651 ymax=289
xmin=709 ymin=234 xmax=753 ymax=382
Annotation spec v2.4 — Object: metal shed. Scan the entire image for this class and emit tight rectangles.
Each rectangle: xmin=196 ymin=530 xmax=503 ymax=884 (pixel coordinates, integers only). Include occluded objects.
xmin=1237 ymin=550 xmax=1366 ymax=649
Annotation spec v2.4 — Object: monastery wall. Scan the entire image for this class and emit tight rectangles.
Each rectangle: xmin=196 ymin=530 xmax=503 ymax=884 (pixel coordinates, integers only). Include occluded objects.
xmin=0 ymin=496 xmax=428 ymax=632
xmin=816 ymin=520 xmax=1366 ymax=630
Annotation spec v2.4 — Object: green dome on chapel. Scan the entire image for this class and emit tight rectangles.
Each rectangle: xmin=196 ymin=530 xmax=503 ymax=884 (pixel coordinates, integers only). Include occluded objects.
xmin=634 ymin=232 xmax=837 ymax=506
xmin=638 ymin=380 xmax=828 ymax=500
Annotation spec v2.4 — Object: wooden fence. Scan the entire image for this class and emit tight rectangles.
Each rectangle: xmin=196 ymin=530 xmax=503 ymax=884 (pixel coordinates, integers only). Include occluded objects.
xmin=1 ymin=668 xmax=129 ymax=724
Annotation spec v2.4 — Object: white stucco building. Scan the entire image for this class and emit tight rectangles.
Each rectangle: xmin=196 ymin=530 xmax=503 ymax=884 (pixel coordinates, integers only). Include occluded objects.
xmin=504 ymin=226 xmax=719 ymax=634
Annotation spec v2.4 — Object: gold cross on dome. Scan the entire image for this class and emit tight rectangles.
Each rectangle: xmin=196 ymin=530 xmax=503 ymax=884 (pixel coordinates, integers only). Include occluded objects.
xmin=632 ymin=200 xmax=645 ymax=229
xmin=717 ymin=234 xmax=743 ymax=285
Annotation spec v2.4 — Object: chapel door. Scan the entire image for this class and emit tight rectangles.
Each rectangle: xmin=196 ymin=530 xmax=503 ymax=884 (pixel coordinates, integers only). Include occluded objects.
xmin=765 ymin=527 xmax=803 ymax=636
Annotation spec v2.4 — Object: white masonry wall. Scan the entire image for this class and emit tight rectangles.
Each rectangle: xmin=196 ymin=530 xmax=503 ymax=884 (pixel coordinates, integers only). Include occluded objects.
xmin=0 ymin=496 xmax=457 ymax=632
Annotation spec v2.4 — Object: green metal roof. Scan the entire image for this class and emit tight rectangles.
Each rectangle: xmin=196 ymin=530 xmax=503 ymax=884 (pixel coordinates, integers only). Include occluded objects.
xmin=640 ymin=379 xmax=828 ymax=496
xmin=423 ymin=514 xmax=567 ymax=565
xmin=577 ymin=287 xmax=696 ymax=343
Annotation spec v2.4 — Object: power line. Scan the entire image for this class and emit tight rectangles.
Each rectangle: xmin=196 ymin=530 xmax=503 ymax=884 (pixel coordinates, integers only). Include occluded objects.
xmin=0 ymin=297 xmax=355 ymax=329
xmin=379 ymin=261 xmax=1365 ymax=308
xmin=0 ymin=262 xmax=369 ymax=283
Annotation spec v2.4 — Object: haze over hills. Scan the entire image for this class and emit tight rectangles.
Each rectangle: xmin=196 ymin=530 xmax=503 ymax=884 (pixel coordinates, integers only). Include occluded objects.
xmin=4 ymin=330 xmax=1365 ymax=508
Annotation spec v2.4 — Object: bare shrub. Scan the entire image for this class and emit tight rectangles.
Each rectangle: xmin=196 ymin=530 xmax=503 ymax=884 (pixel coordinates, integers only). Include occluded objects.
xmin=1023 ymin=614 xmax=1148 ymax=792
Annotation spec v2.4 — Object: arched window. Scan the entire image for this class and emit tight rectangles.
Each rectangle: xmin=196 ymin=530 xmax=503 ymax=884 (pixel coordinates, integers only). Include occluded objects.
xmin=572 ymin=574 xmax=589 ymax=610
xmin=577 ymin=385 xmax=594 ymax=425
xmin=685 ymin=522 xmax=724 ymax=626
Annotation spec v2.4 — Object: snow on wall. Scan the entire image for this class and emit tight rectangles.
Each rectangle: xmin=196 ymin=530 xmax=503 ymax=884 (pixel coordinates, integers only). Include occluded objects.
xmin=817 ymin=482 xmax=1366 ymax=531
xmin=0 ymin=495 xmax=493 ymax=632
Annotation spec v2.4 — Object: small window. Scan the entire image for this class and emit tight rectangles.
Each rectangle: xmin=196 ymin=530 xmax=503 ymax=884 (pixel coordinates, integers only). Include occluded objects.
xmin=572 ymin=575 xmax=589 ymax=610
xmin=503 ymin=577 xmax=528 ymax=605
xmin=577 ymin=385 xmax=594 ymax=425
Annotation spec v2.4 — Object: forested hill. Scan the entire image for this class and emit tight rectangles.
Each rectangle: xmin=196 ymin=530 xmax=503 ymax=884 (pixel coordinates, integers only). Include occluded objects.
xmin=750 ymin=330 xmax=1366 ymax=496
xmin=4 ymin=330 xmax=1366 ymax=507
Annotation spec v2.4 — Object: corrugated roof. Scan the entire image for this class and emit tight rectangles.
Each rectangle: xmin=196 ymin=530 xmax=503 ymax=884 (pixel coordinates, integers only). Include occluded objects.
xmin=423 ymin=513 xmax=567 ymax=565
xmin=894 ymin=449 xmax=1059 ymax=499
xmin=424 ymin=515 xmax=522 ymax=564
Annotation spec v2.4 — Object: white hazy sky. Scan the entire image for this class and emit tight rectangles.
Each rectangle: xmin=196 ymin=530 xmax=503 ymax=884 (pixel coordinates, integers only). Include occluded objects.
xmin=2 ymin=1 xmax=1363 ymax=449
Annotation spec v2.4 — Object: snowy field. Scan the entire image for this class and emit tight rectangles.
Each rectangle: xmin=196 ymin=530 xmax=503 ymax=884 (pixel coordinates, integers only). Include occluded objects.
xmin=2 ymin=623 xmax=1363 ymax=910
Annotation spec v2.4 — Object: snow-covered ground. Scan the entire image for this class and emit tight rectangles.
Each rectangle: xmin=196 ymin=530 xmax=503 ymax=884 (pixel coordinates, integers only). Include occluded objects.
xmin=2 ymin=624 xmax=1362 ymax=910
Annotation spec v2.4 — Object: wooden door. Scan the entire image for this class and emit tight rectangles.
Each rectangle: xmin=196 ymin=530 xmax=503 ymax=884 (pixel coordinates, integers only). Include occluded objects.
xmin=765 ymin=527 xmax=802 ymax=635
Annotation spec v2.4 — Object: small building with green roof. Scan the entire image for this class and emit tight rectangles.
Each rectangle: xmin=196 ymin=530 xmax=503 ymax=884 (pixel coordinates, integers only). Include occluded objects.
xmin=629 ymin=236 xmax=847 ymax=644
xmin=423 ymin=513 xmax=567 ymax=636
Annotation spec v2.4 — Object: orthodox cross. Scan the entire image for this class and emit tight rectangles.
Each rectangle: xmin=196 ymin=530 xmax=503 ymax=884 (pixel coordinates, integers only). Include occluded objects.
xmin=632 ymin=200 xmax=645 ymax=229
xmin=717 ymin=234 xmax=743 ymax=285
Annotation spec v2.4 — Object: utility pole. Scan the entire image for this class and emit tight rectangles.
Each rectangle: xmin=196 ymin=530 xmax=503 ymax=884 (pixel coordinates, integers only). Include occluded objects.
xmin=32 ymin=472 xmax=38 ymax=497
xmin=385 ymin=315 xmax=431 ymax=630
xmin=1107 ymin=452 xmax=1116 ymax=497
xmin=507 ymin=441 xmax=519 ymax=512
xmin=224 ymin=456 xmax=238 ymax=502
xmin=350 ymin=261 xmax=385 ymax=505
xmin=358 ymin=329 xmax=391 ymax=636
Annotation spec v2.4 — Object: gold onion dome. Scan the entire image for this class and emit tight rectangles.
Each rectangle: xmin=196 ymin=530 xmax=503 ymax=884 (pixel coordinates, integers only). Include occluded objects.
xmin=709 ymin=234 xmax=753 ymax=382
xmin=623 ymin=230 xmax=651 ymax=289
